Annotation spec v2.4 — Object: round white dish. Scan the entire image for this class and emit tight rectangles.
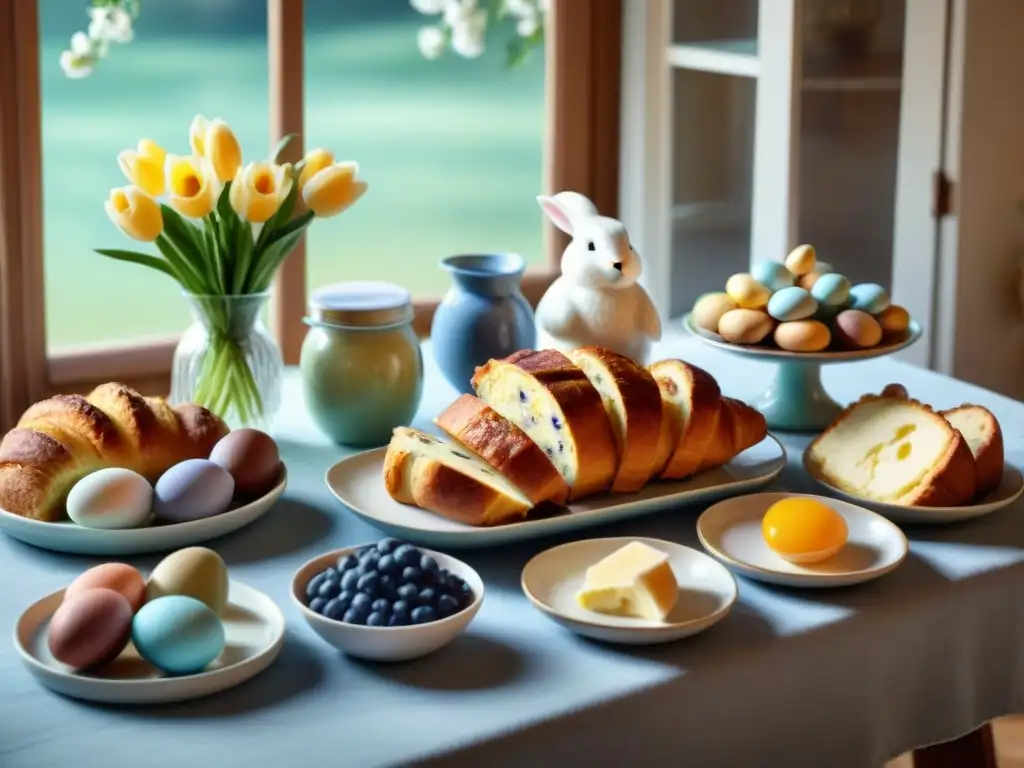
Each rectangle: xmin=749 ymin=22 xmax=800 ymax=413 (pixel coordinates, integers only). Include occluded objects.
xmin=0 ymin=467 xmax=287 ymax=556
xmin=291 ymin=545 xmax=484 ymax=662
xmin=325 ymin=436 xmax=786 ymax=548
xmin=802 ymin=456 xmax=1024 ymax=525
xmin=696 ymin=492 xmax=908 ymax=588
xmin=521 ymin=536 xmax=737 ymax=645
xmin=14 ymin=580 xmax=285 ymax=704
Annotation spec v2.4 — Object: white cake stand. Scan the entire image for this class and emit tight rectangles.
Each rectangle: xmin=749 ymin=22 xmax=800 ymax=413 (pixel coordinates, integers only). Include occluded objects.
xmin=683 ymin=314 xmax=922 ymax=432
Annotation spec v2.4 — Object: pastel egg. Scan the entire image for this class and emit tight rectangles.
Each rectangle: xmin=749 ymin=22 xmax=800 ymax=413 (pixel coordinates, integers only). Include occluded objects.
xmin=877 ymin=304 xmax=911 ymax=335
xmin=209 ymin=429 xmax=282 ymax=500
xmin=750 ymin=260 xmax=795 ymax=292
xmin=774 ymin=320 xmax=832 ymax=352
xmin=784 ymin=244 xmax=816 ymax=276
xmin=147 ymin=546 xmax=229 ymax=615
xmin=66 ymin=563 xmax=147 ymax=613
xmin=798 ymin=271 xmax=823 ymax=290
xmin=132 ymin=595 xmax=225 ymax=676
xmin=815 ymin=261 xmax=834 ymax=274
xmin=809 ymin=272 xmax=851 ymax=307
xmin=767 ymin=286 xmax=818 ymax=322
xmin=66 ymin=468 xmax=152 ymax=529
xmin=834 ymin=309 xmax=883 ymax=349
xmin=848 ymin=283 xmax=890 ymax=315
xmin=153 ymin=459 xmax=234 ymax=524
xmin=48 ymin=587 xmax=133 ymax=671
xmin=725 ymin=273 xmax=771 ymax=310
xmin=692 ymin=292 xmax=738 ymax=333
xmin=717 ymin=308 xmax=774 ymax=345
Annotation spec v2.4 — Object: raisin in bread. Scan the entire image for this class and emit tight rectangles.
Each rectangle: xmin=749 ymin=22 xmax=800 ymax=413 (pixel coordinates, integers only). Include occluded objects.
xmin=649 ymin=360 xmax=724 ymax=480
xmin=471 ymin=349 xmax=618 ymax=500
xmin=435 ymin=394 xmax=570 ymax=506
xmin=566 ymin=347 xmax=663 ymax=492
xmin=941 ymin=404 xmax=1004 ymax=498
xmin=383 ymin=427 xmax=533 ymax=526
xmin=805 ymin=395 xmax=977 ymax=506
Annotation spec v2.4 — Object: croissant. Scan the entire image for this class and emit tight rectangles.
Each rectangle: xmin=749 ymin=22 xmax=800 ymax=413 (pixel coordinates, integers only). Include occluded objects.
xmin=0 ymin=382 xmax=228 ymax=521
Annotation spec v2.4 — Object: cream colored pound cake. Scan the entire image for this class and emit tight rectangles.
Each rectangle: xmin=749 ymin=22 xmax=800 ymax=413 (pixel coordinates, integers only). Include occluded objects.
xmin=471 ymin=349 xmax=618 ymax=500
xmin=805 ymin=395 xmax=977 ymax=507
xmin=383 ymin=427 xmax=533 ymax=526
xmin=567 ymin=347 xmax=663 ymax=493
xmin=941 ymin=404 xmax=1004 ymax=499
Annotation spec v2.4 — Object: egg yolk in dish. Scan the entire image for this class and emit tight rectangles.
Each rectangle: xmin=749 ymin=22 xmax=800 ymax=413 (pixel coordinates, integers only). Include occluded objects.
xmin=762 ymin=498 xmax=848 ymax=564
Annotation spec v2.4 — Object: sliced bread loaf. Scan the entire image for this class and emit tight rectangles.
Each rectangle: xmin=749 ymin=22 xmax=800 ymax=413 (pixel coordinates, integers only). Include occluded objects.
xmin=942 ymin=404 xmax=1004 ymax=498
xmin=567 ymin=346 xmax=663 ymax=492
xmin=648 ymin=360 xmax=722 ymax=480
xmin=383 ymin=427 xmax=533 ymax=526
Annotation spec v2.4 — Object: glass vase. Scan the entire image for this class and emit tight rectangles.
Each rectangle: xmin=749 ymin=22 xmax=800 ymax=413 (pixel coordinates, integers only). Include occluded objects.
xmin=171 ymin=292 xmax=284 ymax=432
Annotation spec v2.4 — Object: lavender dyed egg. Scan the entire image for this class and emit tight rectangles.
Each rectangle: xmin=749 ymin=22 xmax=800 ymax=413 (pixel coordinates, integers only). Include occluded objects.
xmin=153 ymin=459 xmax=235 ymax=524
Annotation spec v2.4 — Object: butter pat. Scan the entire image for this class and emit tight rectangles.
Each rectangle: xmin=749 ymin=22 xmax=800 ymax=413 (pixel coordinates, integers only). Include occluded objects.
xmin=576 ymin=541 xmax=679 ymax=621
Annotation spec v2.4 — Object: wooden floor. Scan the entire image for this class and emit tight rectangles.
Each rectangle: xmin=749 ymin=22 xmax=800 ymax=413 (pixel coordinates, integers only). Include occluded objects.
xmin=887 ymin=718 xmax=1024 ymax=767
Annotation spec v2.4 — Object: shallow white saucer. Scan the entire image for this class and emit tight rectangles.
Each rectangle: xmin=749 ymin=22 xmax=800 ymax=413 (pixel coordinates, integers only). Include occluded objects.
xmin=521 ymin=536 xmax=737 ymax=645
xmin=697 ymin=493 xmax=908 ymax=588
xmin=14 ymin=580 xmax=285 ymax=705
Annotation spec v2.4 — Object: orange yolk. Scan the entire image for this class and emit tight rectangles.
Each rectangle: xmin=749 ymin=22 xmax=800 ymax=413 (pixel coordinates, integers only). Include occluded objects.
xmin=762 ymin=498 xmax=848 ymax=564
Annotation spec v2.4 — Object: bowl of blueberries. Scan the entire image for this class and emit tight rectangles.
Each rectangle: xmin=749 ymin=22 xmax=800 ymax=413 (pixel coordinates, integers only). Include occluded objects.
xmin=291 ymin=537 xmax=484 ymax=662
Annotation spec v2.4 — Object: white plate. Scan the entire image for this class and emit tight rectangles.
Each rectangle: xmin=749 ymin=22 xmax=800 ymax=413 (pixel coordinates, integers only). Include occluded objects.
xmin=696 ymin=492 xmax=908 ymax=587
xmin=521 ymin=536 xmax=737 ymax=645
xmin=803 ymin=456 xmax=1024 ymax=525
xmin=14 ymin=580 xmax=285 ymax=704
xmin=326 ymin=436 xmax=787 ymax=548
xmin=0 ymin=468 xmax=287 ymax=556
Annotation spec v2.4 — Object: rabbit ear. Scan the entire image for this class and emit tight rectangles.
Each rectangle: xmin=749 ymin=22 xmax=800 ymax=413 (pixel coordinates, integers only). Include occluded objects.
xmin=536 ymin=195 xmax=575 ymax=236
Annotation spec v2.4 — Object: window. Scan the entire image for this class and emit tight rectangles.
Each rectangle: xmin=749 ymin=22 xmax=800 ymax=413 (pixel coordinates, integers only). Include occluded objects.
xmin=0 ymin=0 xmax=621 ymax=430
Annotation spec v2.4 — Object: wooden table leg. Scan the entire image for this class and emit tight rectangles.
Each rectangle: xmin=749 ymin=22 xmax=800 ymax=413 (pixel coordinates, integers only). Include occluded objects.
xmin=911 ymin=723 xmax=997 ymax=768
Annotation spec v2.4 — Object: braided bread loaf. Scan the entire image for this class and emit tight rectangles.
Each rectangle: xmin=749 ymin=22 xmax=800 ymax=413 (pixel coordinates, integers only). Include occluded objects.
xmin=0 ymin=383 xmax=228 ymax=521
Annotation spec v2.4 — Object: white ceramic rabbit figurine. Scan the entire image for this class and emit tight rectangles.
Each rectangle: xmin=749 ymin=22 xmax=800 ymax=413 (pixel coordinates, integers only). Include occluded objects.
xmin=534 ymin=191 xmax=662 ymax=364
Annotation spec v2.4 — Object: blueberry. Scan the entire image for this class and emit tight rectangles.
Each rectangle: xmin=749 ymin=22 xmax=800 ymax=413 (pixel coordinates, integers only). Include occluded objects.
xmin=438 ymin=594 xmax=460 ymax=617
xmin=388 ymin=612 xmax=409 ymax=627
xmin=371 ymin=597 xmax=391 ymax=615
xmin=357 ymin=571 xmax=381 ymax=597
xmin=392 ymin=599 xmax=410 ymax=619
xmin=350 ymin=593 xmax=373 ymax=612
xmin=340 ymin=569 xmax=361 ymax=592
xmin=343 ymin=608 xmax=367 ymax=625
xmin=323 ymin=567 xmax=340 ymax=582
xmin=418 ymin=587 xmax=438 ymax=606
xmin=519 ymin=389 xmax=527 ymax=403
xmin=323 ymin=597 xmax=348 ymax=621
xmin=359 ymin=553 xmax=380 ymax=572
xmin=379 ymin=574 xmax=397 ymax=599
xmin=336 ymin=554 xmax=359 ymax=571
xmin=376 ymin=538 xmax=403 ymax=554
xmin=420 ymin=554 xmax=439 ymax=575
xmin=401 ymin=566 xmax=424 ymax=585
xmin=356 ymin=545 xmax=376 ymax=558
xmin=411 ymin=606 xmax=437 ymax=624
xmin=394 ymin=545 xmax=421 ymax=569
xmin=397 ymin=583 xmax=419 ymax=602
xmin=366 ymin=611 xmax=388 ymax=627
xmin=306 ymin=572 xmax=328 ymax=601
xmin=378 ymin=554 xmax=399 ymax=575
xmin=309 ymin=596 xmax=327 ymax=614
xmin=317 ymin=579 xmax=341 ymax=600
xmin=336 ymin=590 xmax=354 ymax=611
xmin=551 ymin=415 xmax=562 ymax=430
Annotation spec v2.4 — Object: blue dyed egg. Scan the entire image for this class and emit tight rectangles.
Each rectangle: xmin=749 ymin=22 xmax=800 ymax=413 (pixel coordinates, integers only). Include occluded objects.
xmin=766 ymin=286 xmax=818 ymax=322
xmin=750 ymin=260 xmax=794 ymax=292
xmin=132 ymin=596 xmax=225 ymax=676
xmin=848 ymin=283 xmax=890 ymax=315
xmin=153 ymin=459 xmax=235 ymax=524
xmin=810 ymin=272 xmax=851 ymax=307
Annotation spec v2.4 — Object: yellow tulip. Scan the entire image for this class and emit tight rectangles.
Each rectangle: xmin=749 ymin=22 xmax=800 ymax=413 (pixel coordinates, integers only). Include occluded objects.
xmin=165 ymin=154 xmax=218 ymax=219
xmin=104 ymin=185 xmax=163 ymax=242
xmin=117 ymin=139 xmax=167 ymax=197
xmin=298 ymin=148 xmax=334 ymax=191
xmin=205 ymin=119 xmax=243 ymax=182
xmin=302 ymin=161 xmax=368 ymax=218
xmin=189 ymin=114 xmax=210 ymax=157
xmin=229 ymin=161 xmax=292 ymax=223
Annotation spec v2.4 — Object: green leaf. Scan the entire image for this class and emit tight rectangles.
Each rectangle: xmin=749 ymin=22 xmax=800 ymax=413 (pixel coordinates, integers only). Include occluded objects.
xmin=264 ymin=209 xmax=314 ymax=250
xmin=95 ymin=248 xmax=176 ymax=279
xmin=232 ymin=220 xmax=255 ymax=294
xmin=154 ymin=235 xmax=207 ymax=294
xmin=250 ymin=228 xmax=307 ymax=292
xmin=271 ymin=132 xmax=300 ymax=164
xmin=160 ymin=205 xmax=215 ymax=286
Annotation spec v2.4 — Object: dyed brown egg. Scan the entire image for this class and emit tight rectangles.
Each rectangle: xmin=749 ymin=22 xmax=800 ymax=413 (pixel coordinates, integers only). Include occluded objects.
xmin=718 ymin=308 xmax=774 ymax=345
xmin=65 ymin=563 xmax=147 ymax=613
xmin=209 ymin=428 xmax=282 ymax=499
xmin=834 ymin=309 xmax=883 ymax=349
xmin=775 ymin=320 xmax=831 ymax=352
xmin=48 ymin=588 xmax=133 ymax=671
xmin=877 ymin=304 xmax=911 ymax=336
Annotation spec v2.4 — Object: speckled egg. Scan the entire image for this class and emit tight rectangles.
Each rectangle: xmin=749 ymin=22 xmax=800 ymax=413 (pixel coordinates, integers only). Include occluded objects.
xmin=66 ymin=468 xmax=152 ymax=529
xmin=48 ymin=587 xmax=133 ymax=671
xmin=848 ymin=283 xmax=890 ymax=315
xmin=784 ymin=244 xmax=816 ymax=276
xmin=767 ymin=286 xmax=818 ymax=322
xmin=877 ymin=304 xmax=911 ymax=335
xmin=810 ymin=272 xmax=852 ymax=307
xmin=132 ymin=596 xmax=225 ymax=676
xmin=147 ymin=546 xmax=229 ymax=615
xmin=153 ymin=459 xmax=234 ymax=524
xmin=775 ymin=320 xmax=832 ymax=353
xmin=834 ymin=309 xmax=883 ymax=349
xmin=725 ymin=273 xmax=771 ymax=310
xmin=717 ymin=308 xmax=774 ymax=345
xmin=750 ymin=260 xmax=795 ymax=292
xmin=66 ymin=563 xmax=147 ymax=613
xmin=692 ymin=292 xmax=738 ymax=333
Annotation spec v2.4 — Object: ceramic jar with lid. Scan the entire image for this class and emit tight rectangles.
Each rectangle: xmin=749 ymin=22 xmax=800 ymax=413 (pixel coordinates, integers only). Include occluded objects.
xmin=300 ymin=281 xmax=424 ymax=447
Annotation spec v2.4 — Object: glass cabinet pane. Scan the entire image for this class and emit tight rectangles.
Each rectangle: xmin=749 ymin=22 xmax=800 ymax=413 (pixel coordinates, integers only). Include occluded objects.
xmin=672 ymin=0 xmax=758 ymax=53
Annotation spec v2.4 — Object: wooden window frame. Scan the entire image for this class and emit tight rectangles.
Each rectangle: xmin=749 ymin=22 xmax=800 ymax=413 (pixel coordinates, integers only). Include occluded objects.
xmin=0 ymin=0 xmax=621 ymax=429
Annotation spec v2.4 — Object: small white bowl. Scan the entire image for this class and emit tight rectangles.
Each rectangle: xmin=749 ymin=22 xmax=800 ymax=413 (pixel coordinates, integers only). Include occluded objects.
xmin=291 ymin=544 xmax=484 ymax=662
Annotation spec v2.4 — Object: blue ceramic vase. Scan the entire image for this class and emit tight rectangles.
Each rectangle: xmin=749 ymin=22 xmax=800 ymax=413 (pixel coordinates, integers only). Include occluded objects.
xmin=432 ymin=253 xmax=536 ymax=394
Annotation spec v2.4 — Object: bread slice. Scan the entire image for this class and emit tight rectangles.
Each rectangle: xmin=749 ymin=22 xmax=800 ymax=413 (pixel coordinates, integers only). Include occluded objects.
xmin=434 ymin=394 xmax=569 ymax=505
xmin=471 ymin=349 xmax=618 ymax=500
xmin=383 ymin=427 xmax=533 ymax=526
xmin=698 ymin=397 xmax=768 ymax=472
xmin=942 ymin=404 xmax=1004 ymax=499
xmin=566 ymin=347 xmax=663 ymax=492
xmin=648 ymin=360 xmax=722 ymax=480
xmin=806 ymin=395 xmax=977 ymax=507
